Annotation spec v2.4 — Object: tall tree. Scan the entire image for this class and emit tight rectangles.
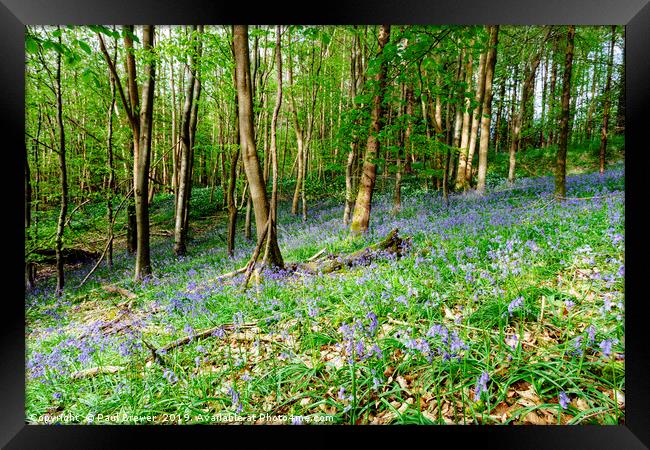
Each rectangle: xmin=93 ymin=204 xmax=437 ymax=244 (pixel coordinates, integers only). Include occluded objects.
xmin=350 ymin=24 xmax=391 ymax=234
xmin=98 ymin=25 xmax=157 ymax=280
xmin=133 ymin=25 xmax=156 ymax=279
xmin=465 ymin=36 xmax=487 ymax=187
xmin=263 ymin=25 xmax=283 ymax=264
xmin=476 ymin=26 xmax=499 ymax=194
xmin=233 ymin=25 xmax=284 ymax=267
xmin=174 ymin=25 xmax=203 ymax=256
xmin=343 ymin=27 xmax=363 ymax=225
xmin=455 ymin=44 xmax=474 ymax=190
xmin=508 ymin=29 xmax=545 ymax=183
xmin=54 ymin=26 xmax=68 ymax=295
xmin=555 ymin=25 xmax=576 ymax=198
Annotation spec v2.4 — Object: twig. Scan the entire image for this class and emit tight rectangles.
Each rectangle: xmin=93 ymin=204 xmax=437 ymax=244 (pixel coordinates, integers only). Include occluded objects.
xmin=148 ymin=321 xmax=260 ymax=361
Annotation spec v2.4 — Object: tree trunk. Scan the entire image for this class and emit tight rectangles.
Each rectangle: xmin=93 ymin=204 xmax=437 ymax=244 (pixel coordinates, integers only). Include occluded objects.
xmin=25 ymin=124 xmax=35 ymax=289
xmin=233 ymin=25 xmax=284 ymax=267
xmin=263 ymin=25 xmax=283 ymax=264
xmin=227 ymin=54 xmax=241 ymax=257
xmin=599 ymin=26 xmax=616 ymax=175
xmin=477 ymin=26 xmax=499 ymax=194
xmin=394 ymin=84 xmax=413 ymax=213
xmin=615 ymin=28 xmax=625 ymax=134
xmin=174 ymin=25 xmax=202 ymax=256
xmin=547 ymin=38 xmax=558 ymax=148
xmin=53 ymin=29 xmax=69 ymax=295
xmin=455 ymin=46 xmax=473 ymax=190
xmin=343 ymin=28 xmax=362 ymax=225
xmin=134 ymin=25 xmax=156 ymax=280
xmin=508 ymin=44 xmax=543 ymax=183
xmin=106 ymin=50 xmax=117 ymax=267
xmin=465 ymin=45 xmax=487 ymax=187
xmin=555 ymin=26 xmax=576 ymax=198
xmin=350 ymin=24 xmax=390 ymax=235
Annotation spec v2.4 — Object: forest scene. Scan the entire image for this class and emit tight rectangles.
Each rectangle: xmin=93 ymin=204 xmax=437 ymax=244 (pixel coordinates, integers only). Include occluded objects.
xmin=24 ymin=24 xmax=625 ymax=425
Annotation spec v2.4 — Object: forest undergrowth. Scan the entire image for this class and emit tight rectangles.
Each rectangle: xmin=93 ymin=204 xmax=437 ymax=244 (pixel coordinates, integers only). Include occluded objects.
xmin=25 ymin=163 xmax=625 ymax=425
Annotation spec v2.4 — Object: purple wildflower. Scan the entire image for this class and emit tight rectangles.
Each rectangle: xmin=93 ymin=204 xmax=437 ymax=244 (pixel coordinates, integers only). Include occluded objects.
xmin=559 ymin=391 xmax=570 ymax=409
xmin=599 ymin=338 xmax=618 ymax=357
xmin=507 ymin=297 xmax=524 ymax=316
xmin=474 ymin=371 xmax=490 ymax=401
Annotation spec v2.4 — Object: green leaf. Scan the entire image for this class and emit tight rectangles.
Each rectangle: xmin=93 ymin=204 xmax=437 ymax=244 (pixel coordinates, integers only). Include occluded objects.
xmin=77 ymin=40 xmax=92 ymax=55
xmin=25 ymin=36 xmax=39 ymax=54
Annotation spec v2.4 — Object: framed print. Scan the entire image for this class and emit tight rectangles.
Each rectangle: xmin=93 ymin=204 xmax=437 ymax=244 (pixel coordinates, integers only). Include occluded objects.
xmin=2 ymin=0 xmax=649 ymax=448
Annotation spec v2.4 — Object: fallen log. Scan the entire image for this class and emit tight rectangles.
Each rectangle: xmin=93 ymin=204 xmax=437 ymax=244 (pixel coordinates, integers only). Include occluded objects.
xmin=289 ymin=228 xmax=411 ymax=274
xmin=201 ymin=228 xmax=410 ymax=289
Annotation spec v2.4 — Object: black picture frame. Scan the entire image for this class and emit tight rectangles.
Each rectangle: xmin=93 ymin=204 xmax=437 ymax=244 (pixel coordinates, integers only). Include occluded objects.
xmin=2 ymin=0 xmax=649 ymax=448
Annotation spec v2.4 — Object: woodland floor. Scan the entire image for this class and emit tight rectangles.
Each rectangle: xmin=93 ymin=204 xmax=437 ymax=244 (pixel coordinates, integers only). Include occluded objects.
xmin=25 ymin=161 xmax=625 ymax=425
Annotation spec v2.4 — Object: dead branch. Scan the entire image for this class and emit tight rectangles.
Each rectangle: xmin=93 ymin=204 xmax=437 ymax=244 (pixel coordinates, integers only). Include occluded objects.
xmin=306 ymin=248 xmax=327 ymax=262
xmin=72 ymin=365 xmax=125 ymax=379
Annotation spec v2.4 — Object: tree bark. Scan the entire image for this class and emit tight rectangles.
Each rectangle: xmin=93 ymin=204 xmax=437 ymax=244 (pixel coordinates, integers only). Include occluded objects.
xmin=227 ymin=48 xmax=241 ymax=258
xmin=54 ymin=28 xmax=68 ymax=295
xmin=174 ymin=25 xmax=201 ymax=256
xmin=350 ymin=24 xmax=391 ymax=235
xmin=343 ymin=28 xmax=362 ymax=225
xmin=477 ymin=26 xmax=499 ymax=194
xmin=263 ymin=25 xmax=284 ymax=265
xmin=555 ymin=26 xmax=576 ymax=198
xmin=455 ymin=46 xmax=473 ymax=190
xmin=465 ymin=44 xmax=487 ymax=187
xmin=134 ymin=25 xmax=156 ymax=280
xmin=233 ymin=25 xmax=284 ymax=267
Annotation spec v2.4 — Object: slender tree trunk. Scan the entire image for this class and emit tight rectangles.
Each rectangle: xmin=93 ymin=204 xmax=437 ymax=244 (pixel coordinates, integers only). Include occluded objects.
xmin=263 ymin=25 xmax=283 ymax=264
xmin=585 ymin=50 xmax=599 ymax=141
xmin=227 ymin=60 xmax=241 ymax=257
xmin=494 ymin=81 xmax=505 ymax=153
xmin=106 ymin=57 xmax=117 ymax=267
xmin=616 ymin=28 xmax=625 ymax=134
xmin=547 ymin=38 xmax=558 ymax=147
xmin=455 ymin=46 xmax=473 ymax=190
xmin=465 ymin=46 xmax=487 ymax=187
xmin=343 ymin=29 xmax=362 ymax=225
xmin=54 ymin=28 xmax=68 ymax=295
xmin=233 ymin=25 xmax=284 ymax=267
xmin=25 ymin=129 xmax=34 ymax=289
xmin=173 ymin=26 xmax=198 ymax=256
xmin=350 ymin=24 xmax=390 ymax=235
xmin=134 ymin=25 xmax=156 ymax=280
xmin=286 ymin=31 xmax=306 ymax=217
xmin=508 ymin=45 xmax=543 ymax=183
xmin=599 ymin=26 xmax=616 ymax=175
xmin=394 ymin=84 xmax=413 ymax=213
xmin=539 ymin=51 xmax=548 ymax=147
xmin=173 ymin=25 xmax=203 ymax=255
xmin=555 ymin=26 xmax=576 ymax=198
xmin=477 ymin=26 xmax=499 ymax=194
